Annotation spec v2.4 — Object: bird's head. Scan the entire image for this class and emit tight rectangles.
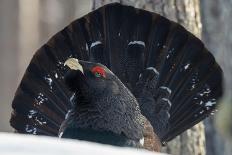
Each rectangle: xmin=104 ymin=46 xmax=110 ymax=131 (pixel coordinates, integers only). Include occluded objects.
xmin=64 ymin=58 xmax=122 ymax=99
xmin=61 ymin=58 xmax=145 ymax=146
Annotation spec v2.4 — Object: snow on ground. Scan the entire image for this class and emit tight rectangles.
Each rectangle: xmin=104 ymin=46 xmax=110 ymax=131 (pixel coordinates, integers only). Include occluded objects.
xmin=0 ymin=132 xmax=168 ymax=155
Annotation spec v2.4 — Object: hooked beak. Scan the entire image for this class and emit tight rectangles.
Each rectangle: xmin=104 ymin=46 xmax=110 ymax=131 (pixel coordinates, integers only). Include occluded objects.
xmin=64 ymin=58 xmax=84 ymax=74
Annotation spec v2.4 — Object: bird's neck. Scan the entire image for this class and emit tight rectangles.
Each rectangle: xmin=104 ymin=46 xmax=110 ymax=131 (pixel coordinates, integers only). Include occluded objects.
xmin=61 ymin=127 xmax=141 ymax=148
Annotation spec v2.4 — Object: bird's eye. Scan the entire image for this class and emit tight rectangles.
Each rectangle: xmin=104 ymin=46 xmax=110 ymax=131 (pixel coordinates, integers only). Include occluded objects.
xmin=95 ymin=72 xmax=101 ymax=78
xmin=91 ymin=66 xmax=106 ymax=78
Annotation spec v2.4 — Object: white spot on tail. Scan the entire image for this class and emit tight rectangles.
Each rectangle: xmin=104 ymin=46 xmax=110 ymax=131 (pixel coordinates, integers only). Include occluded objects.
xmin=55 ymin=73 xmax=58 ymax=79
xmin=146 ymin=67 xmax=159 ymax=75
xmin=25 ymin=125 xmax=37 ymax=134
xmin=160 ymin=86 xmax=172 ymax=94
xmin=90 ymin=41 xmax=102 ymax=48
xmin=184 ymin=63 xmax=190 ymax=70
xmin=35 ymin=93 xmax=48 ymax=105
xmin=162 ymin=98 xmax=172 ymax=106
xmin=205 ymin=100 xmax=216 ymax=107
xmin=44 ymin=75 xmax=53 ymax=90
xmin=128 ymin=41 xmax=145 ymax=47
xmin=28 ymin=110 xmax=37 ymax=119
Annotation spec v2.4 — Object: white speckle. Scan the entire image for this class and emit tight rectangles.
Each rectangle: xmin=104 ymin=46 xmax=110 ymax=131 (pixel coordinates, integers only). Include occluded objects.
xmin=35 ymin=93 xmax=48 ymax=105
xmin=160 ymin=86 xmax=172 ymax=94
xmin=197 ymin=85 xmax=211 ymax=97
xmin=28 ymin=110 xmax=46 ymax=125
xmin=199 ymin=110 xmax=204 ymax=114
xmin=59 ymin=132 xmax=63 ymax=138
xmin=35 ymin=117 xmax=47 ymax=125
xmin=118 ymin=32 xmax=121 ymax=36
xmin=25 ymin=125 xmax=37 ymax=134
xmin=28 ymin=110 xmax=37 ymax=119
xmin=139 ymin=137 xmax=144 ymax=146
xmin=199 ymin=101 xmax=204 ymax=105
xmin=166 ymin=54 xmax=170 ymax=59
xmin=162 ymin=45 xmax=166 ymax=48
xmin=65 ymin=110 xmax=72 ymax=119
xmin=44 ymin=75 xmax=53 ymax=90
xmin=184 ymin=63 xmax=190 ymax=70
xmin=146 ymin=67 xmax=159 ymax=75
xmin=90 ymin=41 xmax=102 ymax=48
xmin=157 ymin=43 xmax=160 ymax=47
xmin=55 ymin=73 xmax=58 ymax=79
xmin=128 ymin=41 xmax=145 ymax=47
xmin=205 ymin=100 xmax=216 ymax=107
xmin=191 ymin=84 xmax=196 ymax=90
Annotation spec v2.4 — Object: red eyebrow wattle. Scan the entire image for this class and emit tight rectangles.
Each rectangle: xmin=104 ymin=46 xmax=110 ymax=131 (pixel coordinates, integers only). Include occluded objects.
xmin=91 ymin=66 xmax=106 ymax=77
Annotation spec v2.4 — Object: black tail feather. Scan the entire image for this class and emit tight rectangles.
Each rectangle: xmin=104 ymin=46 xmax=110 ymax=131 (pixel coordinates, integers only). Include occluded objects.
xmin=10 ymin=3 xmax=223 ymax=144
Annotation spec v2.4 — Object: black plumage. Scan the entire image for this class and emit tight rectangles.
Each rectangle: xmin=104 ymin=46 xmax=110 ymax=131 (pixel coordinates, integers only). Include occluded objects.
xmin=10 ymin=3 xmax=223 ymax=152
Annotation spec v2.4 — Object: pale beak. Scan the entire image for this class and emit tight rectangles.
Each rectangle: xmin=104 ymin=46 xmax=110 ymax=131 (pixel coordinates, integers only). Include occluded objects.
xmin=64 ymin=58 xmax=84 ymax=74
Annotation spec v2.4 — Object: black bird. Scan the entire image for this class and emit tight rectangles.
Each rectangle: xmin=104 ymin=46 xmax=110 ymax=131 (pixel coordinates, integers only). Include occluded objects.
xmin=10 ymin=3 xmax=223 ymax=152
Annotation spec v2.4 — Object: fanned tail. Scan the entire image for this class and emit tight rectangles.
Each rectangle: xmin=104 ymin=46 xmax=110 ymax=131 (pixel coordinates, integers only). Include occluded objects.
xmin=10 ymin=3 xmax=223 ymax=144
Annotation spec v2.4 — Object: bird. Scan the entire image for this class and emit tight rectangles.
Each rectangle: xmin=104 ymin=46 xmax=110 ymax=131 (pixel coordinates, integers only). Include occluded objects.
xmin=10 ymin=3 xmax=223 ymax=152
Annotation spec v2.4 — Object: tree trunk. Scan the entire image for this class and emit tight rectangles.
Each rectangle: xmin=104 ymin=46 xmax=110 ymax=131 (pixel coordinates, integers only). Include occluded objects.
xmin=92 ymin=0 xmax=205 ymax=155
xmin=201 ymin=0 xmax=232 ymax=155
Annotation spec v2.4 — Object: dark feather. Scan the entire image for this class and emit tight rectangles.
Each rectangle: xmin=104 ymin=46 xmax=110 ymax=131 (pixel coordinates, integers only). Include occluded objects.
xmin=10 ymin=3 xmax=223 ymax=146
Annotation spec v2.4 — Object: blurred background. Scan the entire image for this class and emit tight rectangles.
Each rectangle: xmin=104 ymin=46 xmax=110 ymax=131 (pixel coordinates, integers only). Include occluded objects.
xmin=0 ymin=0 xmax=231 ymax=155
xmin=0 ymin=0 xmax=91 ymax=132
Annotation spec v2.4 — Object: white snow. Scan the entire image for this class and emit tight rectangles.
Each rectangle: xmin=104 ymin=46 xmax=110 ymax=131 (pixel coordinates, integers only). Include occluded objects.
xmin=128 ymin=41 xmax=145 ymax=47
xmin=90 ymin=41 xmax=102 ymax=48
xmin=0 ymin=133 xmax=168 ymax=155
